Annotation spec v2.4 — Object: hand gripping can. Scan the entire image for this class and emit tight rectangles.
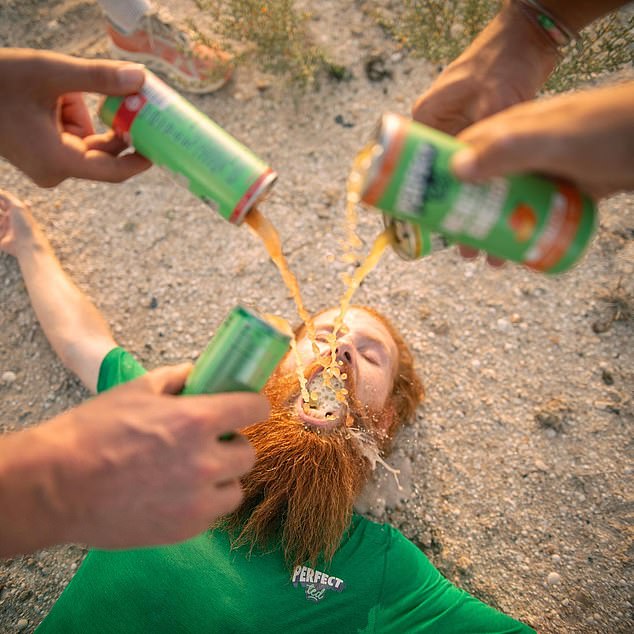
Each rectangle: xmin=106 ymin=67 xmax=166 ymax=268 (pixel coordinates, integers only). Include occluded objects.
xmin=359 ymin=113 xmax=597 ymax=273
xmin=100 ymin=71 xmax=277 ymax=224
xmin=182 ymin=305 xmax=290 ymax=397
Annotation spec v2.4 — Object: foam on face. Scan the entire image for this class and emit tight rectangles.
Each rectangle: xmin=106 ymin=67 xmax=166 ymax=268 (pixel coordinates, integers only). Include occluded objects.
xmin=305 ymin=372 xmax=346 ymax=420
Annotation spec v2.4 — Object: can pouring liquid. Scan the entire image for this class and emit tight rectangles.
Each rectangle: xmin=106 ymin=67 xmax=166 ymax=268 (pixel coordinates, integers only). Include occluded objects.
xmin=100 ymin=71 xmax=277 ymax=225
xmin=359 ymin=113 xmax=597 ymax=273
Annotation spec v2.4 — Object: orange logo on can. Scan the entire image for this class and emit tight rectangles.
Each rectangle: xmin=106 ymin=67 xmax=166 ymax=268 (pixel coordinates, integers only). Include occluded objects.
xmin=524 ymin=183 xmax=582 ymax=272
xmin=508 ymin=204 xmax=538 ymax=242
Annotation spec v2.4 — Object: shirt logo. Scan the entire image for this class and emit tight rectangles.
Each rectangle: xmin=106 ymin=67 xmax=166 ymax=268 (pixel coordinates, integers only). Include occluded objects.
xmin=291 ymin=565 xmax=346 ymax=603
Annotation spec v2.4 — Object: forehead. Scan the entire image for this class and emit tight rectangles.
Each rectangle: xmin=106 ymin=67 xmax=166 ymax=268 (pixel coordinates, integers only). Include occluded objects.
xmin=312 ymin=308 xmax=388 ymax=336
xmin=312 ymin=308 xmax=398 ymax=358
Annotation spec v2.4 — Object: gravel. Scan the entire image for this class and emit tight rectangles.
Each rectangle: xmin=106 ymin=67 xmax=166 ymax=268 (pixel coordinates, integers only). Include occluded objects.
xmin=1 ymin=1 xmax=633 ymax=633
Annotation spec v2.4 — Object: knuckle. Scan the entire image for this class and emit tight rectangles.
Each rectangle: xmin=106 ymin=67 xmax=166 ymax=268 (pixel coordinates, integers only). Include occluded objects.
xmin=87 ymin=63 xmax=114 ymax=91
xmin=235 ymin=442 xmax=256 ymax=473
xmin=32 ymin=166 xmax=63 ymax=188
xmin=196 ymin=458 xmax=222 ymax=483
xmin=217 ymin=483 xmax=244 ymax=514
xmin=483 ymin=127 xmax=516 ymax=158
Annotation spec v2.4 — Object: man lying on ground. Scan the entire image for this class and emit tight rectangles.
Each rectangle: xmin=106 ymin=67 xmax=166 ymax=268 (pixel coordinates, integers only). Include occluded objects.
xmin=0 ymin=189 xmax=535 ymax=633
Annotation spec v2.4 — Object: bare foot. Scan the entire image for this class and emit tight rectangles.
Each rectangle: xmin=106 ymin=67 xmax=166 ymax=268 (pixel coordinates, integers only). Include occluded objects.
xmin=0 ymin=189 xmax=42 ymax=258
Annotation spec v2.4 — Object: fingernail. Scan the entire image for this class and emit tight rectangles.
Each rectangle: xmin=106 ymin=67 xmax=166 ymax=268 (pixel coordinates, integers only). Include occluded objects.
xmin=116 ymin=63 xmax=146 ymax=92
xmin=452 ymin=148 xmax=477 ymax=180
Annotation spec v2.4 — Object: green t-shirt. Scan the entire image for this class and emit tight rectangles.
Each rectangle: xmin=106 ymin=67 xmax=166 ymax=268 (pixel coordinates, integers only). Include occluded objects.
xmin=37 ymin=348 xmax=534 ymax=634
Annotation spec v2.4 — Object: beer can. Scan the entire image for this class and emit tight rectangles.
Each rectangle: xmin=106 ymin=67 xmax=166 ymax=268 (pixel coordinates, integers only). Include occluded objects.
xmin=182 ymin=305 xmax=290 ymax=396
xmin=360 ymin=113 xmax=597 ymax=273
xmin=383 ymin=215 xmax=448 ymax=261
xmin=100 ymin=71 xmax=277 ymax=225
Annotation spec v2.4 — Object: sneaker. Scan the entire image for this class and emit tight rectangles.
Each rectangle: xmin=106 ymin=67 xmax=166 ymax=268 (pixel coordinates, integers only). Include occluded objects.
xmin=106 ymin=10 xmax=233 ymax=94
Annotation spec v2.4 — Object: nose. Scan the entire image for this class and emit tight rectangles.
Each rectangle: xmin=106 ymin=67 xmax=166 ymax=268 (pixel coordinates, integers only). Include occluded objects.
xmin=335 ymin=341 xmax=354 ymax=365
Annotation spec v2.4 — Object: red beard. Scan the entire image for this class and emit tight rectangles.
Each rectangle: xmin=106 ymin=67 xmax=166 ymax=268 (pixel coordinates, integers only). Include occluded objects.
xmin=218 ymin=364 xmax=389 ymax=568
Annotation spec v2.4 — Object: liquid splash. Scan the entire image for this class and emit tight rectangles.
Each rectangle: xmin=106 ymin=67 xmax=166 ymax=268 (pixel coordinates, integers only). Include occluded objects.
xmin=247 ymin=208 xmax=317 ymax=402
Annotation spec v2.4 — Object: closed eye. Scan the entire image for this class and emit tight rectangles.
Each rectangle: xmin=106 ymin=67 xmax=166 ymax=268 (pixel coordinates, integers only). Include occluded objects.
xmin=362 ymin=351 xmax=380 ymax=365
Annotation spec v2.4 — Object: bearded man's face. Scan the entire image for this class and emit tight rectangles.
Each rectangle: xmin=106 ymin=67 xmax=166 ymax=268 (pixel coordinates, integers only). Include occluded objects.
xmin=221 ymin=307 xmax=410 ymax=568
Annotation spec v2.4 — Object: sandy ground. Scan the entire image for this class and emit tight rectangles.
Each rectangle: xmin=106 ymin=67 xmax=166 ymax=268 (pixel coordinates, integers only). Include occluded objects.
xmin=1 ymin=1 xmax=633 ymax=632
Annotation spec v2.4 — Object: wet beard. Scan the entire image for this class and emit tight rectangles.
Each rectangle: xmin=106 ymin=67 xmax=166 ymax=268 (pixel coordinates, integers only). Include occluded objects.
xmin=219 ymin=368 xmax=386 ymax=569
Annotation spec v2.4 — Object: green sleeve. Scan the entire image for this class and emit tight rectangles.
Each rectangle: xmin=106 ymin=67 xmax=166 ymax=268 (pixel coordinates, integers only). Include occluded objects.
xmin=97 ymin=347 xmax=147 ymax=393
xmin=375 ymin=525 xmax=535 ymax=633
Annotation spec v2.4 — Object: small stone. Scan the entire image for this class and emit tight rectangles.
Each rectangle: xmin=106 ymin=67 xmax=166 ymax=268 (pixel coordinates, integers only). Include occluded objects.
xmin=17 ymin=619 xmax=28 ymax=630
xmin=545 ymin=428 xmax=557 ymax=439
xmin=2 ymin=371 xmax=16 ymax=384
xmin=547 ymin=572 xmax=561 ymax=585
xmin=601 ymin=369 xmax=614 ymax=385
xmin=535 ymin=459 xmax=549 ymax=472
xmin=510 ymin=313 xmax=522 ymax=324
xmin=255 ymin=79 xmax=271 ymax=92
xmin=551 ymin=554 xmax=561 ymax=564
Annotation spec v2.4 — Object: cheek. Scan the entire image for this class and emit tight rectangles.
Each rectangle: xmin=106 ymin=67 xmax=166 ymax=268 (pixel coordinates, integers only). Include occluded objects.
xmin=279 ymin=339 xmax=316 ymax=373
xmin=357 ymin=377 xmax=390 ymax=412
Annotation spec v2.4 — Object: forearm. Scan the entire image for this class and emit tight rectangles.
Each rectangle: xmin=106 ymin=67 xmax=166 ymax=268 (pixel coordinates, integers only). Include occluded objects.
xmin=15 ymin=230 xmax=116 ymax=393
xmin=0 ymin=426 xmax=71 ymax=557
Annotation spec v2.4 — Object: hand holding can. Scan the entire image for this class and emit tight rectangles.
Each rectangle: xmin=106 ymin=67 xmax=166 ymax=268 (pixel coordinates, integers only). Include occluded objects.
xmin=358 ymin=113 xmax=597 ymax=273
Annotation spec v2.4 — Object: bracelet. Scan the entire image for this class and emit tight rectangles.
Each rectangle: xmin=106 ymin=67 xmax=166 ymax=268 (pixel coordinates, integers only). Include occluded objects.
xmin=515 ymin=0 xmax=580 ymax=48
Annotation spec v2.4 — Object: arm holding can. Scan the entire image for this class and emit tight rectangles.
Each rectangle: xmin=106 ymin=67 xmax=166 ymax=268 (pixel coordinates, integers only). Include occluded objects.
xmin=0 ymin=48 xmax=151 ymax=187
xmin=411 ymin=0 xmax=628 ymax=135
xmin=453 ymin=82 xmax=634 ymax=201
xmin=0 ymin=189 xmax=267 ymax=557
xmin=410 ymin=0 xmax=631 ymax=265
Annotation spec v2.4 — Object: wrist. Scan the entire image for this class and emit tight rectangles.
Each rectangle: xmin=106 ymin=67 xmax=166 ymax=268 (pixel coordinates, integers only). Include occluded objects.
xmin=513 ymin=0 xmax=579 ymax=48
xmin=14 ymin=223 xmax=52 ymax=263
xmin=499 ymin=0 xmax=562 ymax=63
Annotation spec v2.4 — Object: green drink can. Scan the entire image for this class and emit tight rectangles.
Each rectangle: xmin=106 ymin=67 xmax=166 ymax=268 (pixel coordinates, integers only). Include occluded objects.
xmin=359 ymin=113 xmax=597 ymax=273
xmin=182 ymin=305 xmax=290 ymax=396
xmin=100 ymin=71 xmax=277 ymax=224
xmin=383 ymin=215 xmax=449 ymax=261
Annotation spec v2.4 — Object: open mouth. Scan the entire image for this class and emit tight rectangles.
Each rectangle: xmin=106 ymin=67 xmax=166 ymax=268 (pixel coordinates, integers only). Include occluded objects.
xmin=296 ymin=370 xmax=348 ymax=430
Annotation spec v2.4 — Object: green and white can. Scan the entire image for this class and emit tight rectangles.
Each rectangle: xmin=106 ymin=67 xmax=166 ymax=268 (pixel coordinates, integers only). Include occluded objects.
xmin=100 ymin=71 xmax=277 ymax=224
xmin=182 ymin=305 xmax=290 ymax=396
xmin=360 ymin=113 xmax=597 ymax=273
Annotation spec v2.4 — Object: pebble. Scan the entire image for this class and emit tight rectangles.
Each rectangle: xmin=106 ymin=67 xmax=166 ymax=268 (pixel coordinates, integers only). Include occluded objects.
xmin=17 ymin=619 xmax=28 ymax=630
xmin=547 ymin=572 xmax=562 ymax=585
xmin=545 ymin=428 xmax=557 ymax=439
xmin=551 ymin=554 xmax=561 ymax=564
xmin=1 ymin=371 xmax=16 ymax=384
xmin=535 ymin=459 xmax=549 ymax=472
